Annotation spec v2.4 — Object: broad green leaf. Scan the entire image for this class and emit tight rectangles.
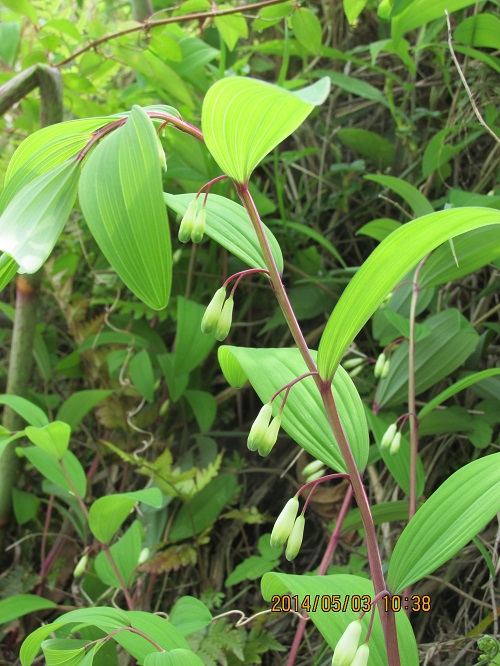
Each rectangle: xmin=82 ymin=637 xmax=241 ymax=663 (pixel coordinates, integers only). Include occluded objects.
xmin=57 ymin=390 xmax=113 ymax=430
xmin=117 ymin=611 xmax=189 ymax=660
xmin=0 ymin=394 xmax=49 ymax=426
xmin=321 ymin=70 xmax=389 ymax=107
xmin=17 ymin=447 xmax=86 ymax=498
xmin=88 ymin=488 xmax=162 ymax=543
xmin=214 ymin=13 xmax=248 ymax=51
xmin=261 ymin=573 xmax=418 ymax=665
xmin=391 ymin=0 xmax=478 ymax=43
xmin=0 ymin=431 xmax=26 ymax=460
xmin=338 ymin=500 xmax=411 ymax=533
xmin=387 ymin=454 xmax=500 ymax=593
xmin=360 ymin=218 xmax=403 ymax=245
xmin=225 ymin=554 xmax=279 ymax=587
xmin=0 ymin=159 xmax=80 ymax=273
xmin=144 ymin=649 xmax=204 ymax=665
xmin=158 ymin=353 xmax=189 ymax=402
xmin=0 ymin=594 xmax=56 ymax=624
xmin=201 ymin=76 xmax=330 ymax=183
xmin=169 ymin=474 xmax=238 ymax=541
xmin=184 ymin=390 xmax=217 ymax=432
xmin=364 ymin=175 xmax=434 ymax=217
xmin=291 ymin=7 xmax=322 ymax=55
xmin=253 ymin=2 xmax=293 ymax=31
xmin=164 ymin=193 xmax=283 ymax=273
xmin=79 ymin=106 xmax=172 ymax=310
xmin=455 ymin=14 xmax=500 ymax=50
xmin=25 ymin=421 xmax=71 ymax=459
xmin=376 ymin=310 xmax=479 ymax=407
xmin=419 ymin=227 xmax=500 ymax=287
xmin=1 ymin=0 xmax=37 ymax=22
xmin=418 ymin=369 xmax=500 ymax=420
xmin=129 ymin=349 xmax=155 ymax=403
xmin=338 ymin=129 xmax=394 ymax=170
xmin=94 ymin=520 xmax=143 ymax=587
xmin=12 ymin=488 xmax=40 ymax=525
xmin=168 ymin=596 xmax=212 ymax=636
xmin=0 ymin=21 xmax=20 ymax=67
xmin=174 ymin=297 xmax=216 ymax=375
xmin=41 ymin=639 xmax=88 ymax=666
xmin=0 ymin=253 xmax=19 ymax=291
xmin=343 ymin=0 xmax=369 ymax=24
xmin=317 ymin=207 xmax=500 ymax=381
xmin=218 ymin=347 xmax=368 ymax=473
xmin=365 ymin=409 xmax=425 ymax=497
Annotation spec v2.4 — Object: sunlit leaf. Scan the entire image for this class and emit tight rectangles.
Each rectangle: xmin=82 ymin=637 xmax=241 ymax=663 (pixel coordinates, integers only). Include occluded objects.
xmin=88 ymin=488 xmax=162 ymax=543
xmin=25 ymin=421 xmax=71 ymax=460
xmin=201 ymin=76 xmax=330 ymax=183
xmin=80 ymin=106 xmax=172 ymax=310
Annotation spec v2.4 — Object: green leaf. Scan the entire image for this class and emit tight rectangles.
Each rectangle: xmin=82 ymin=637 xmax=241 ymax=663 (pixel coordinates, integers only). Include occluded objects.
xmin=0 ymin=21 xmax=20 ymax=67
xmin=0 ymin=159 xmax=80 ymax=273
xmin=454 ymin=14 xmax=500 ymax=49
xmin=214 ymin=13 xmax=248 ymax=51
xmin=387 ymin=454 xmax=500 ymax=593
xmin=88 ymin=488 xmax=162 ymax=543
xmin=168 ymin=596 xmax=212 ymax=636
xmin=338 ymin=129 xmax=394 ymax=170
xmin=117 ymin=611 xmax=189 ymax=659
xmin=376 ymin=309 xmax=479 ymax=407
xmin=364 ymin=175 xmax=434 ymax=217
xmin=338 ymin=500 xmax=411 ymax=533
xmin=17 ymin=447 xmax=86 ymax=498
xmin=225 ymin=555 xmax=278 ymax=587
xmin=1 ymin=0 xmax=37 ymax=22
xmin=184 ymin=390 xmax=217 ymax=432
xmin=79 ymin=106 xmax=172 ymax=310
xmin=391 ymin=0 xmax=478 ymax=43
xmin=343 ymin=0 xmax=369 ymax=24
xmin=12 ymin=488 xmax=40 ymax=525
xmin=291 ymin=7 xmax=322 ymax=55
xmin=218 ymin=347 xmax=368 ymax=473
xmin=0 ymin=594 xmax=56 ymax=624
xmin=317 ymin=207 xmax=500 ymax=381
xmin=129 ymin=349 xmax=155 ymax=403
xmin=261 ymin=573 xmax=418 ymax=665
xmin=0 ymin=253 xmax=19 ymax=291
xmin=57 ymin=390 xmax=113 ymax=430
xmin=24 ymin=421 xmax=71 ymax=459
xmin=41 ymin=639 xmax=88 ymax=666
xmin=144 ymin=650 xmax=204 ymax=665
xmin=282 ymin=220 xmax=346 ymax=267
xmin=169 ymin=474 xmax=238 ymax=541
xmin=174 ymin=297 xmax=216 ymax=375
xmin=356 ymin=217 xmax=401 ymax=242
xmin=164 ymin=193 xmax=283 ymax=274
xmin=419 ymin=227 xmax=500 ymax=287
xmin=0 ymin=394 xmax=49 ymax=426
xmin=94 ymin=520 xmax=143 ymax=587
xmin=419 ymin=369 xmax=500 ymax=420
xmin=201 ymin=76 xmax=330 ymax=183
xmin=321 ymin=70 xmax=389 ymax=107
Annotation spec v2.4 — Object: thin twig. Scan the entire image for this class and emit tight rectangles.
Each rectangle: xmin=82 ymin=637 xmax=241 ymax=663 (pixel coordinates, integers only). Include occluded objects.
xmin=445 ymin=10 xmax=500 ymax=145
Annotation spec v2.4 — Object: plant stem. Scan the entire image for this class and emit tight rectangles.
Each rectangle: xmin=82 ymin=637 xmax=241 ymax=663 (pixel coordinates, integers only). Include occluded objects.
xmin=237 ymin=185 xmax=401 ymax=666
xmin=102 ymin=544 xmax=135 ymax=610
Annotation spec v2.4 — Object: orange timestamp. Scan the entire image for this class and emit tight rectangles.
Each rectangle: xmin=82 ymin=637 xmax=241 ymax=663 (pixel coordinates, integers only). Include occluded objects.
xmin=270 ymin=594 xmax=431 ymax=613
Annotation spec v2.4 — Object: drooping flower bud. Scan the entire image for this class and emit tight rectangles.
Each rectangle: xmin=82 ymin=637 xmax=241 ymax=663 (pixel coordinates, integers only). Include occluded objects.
xmin=258 ymin=415 xmax=281 ymax=456
xmin=351 ymin=644 xmax=370 ymax=666
xmin=178 ymin=199 xmax=198 ymax=243
xmin=157 ymin=137 xmax=167 ymax=173
xmin=270 ymin=496 xmax=299 ymax=548
xmin=191 ymin=207 xmax=206 ymax=243
xmin=215 ymin=295 xmax=234 ymax=341
xmin=73 ymin=554 xmax=88 ymax=578
xmin=380 ymin=358 xmax=390 ymax=379
xmin=342 ymin=357 xmax=364 ymax=369
xmin=302 ymin=459 xmax=325 ymax=478
xmin=285 ymin=514 xmax=305 ymax=561
xmin=138 ymin=547 xmax=150 ymax=565
xmin=304 ymin=468 xmax=326 ymax=482
xmin=374 ymin=353 xmax=386 ymax=378
xmin=390 ymin=431 xmax=401 ymax=455
xmin=332 ymin=620 xmax=362 ymax=666
xmin=381 ymin=423 xmax=397 ymax=449
xmin=201 ymin=287 xmax=226 ymax=334
xmin=348 ymin=365 xmax=364 ymax=378
xmin=247 ymin=402 xmax=273 ymax=451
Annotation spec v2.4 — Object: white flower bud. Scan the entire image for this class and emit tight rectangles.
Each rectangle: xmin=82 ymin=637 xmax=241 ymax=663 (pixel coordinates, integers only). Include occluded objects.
xmin=380 ymin=358 xmax=390 ymax=379
xmin=332 ymin=621 xmax=362 ymax=666
xmin=351 ymin=644 xmax=370 ymax=666
xmin=374 ymin=353 xmax=386 ymax=378
xmin=178 ymin=199 xmax=198 ymax=243
xmin=157 ymin=138 xmax=167 ymax=173
xmin=138 ymin=547 xmax=150 ymax=565
xmin=270 ymin=496 xmax=299 ymax=548
xmin=215 ymin=295 xmax=234 ymax=341
xmin=342 ymin=357 xmax=364 ymax=369
xmin=349 ymin=365 xmax=364 ymax=378
xmin=302 ymin=459 xmax=325 ymax=477
xmin=73 ymin=554 xmax=88 ymax=578
xmin=258 ymin=415 xmax=281 ymax=457
xmin=285 ymin=514 xmax=305 ymax=561
xmin=390 ymin=431 xmax=401 ymax=455
xmin=201 ymin=287 xmax=226 ymax=334
xmin=381 ymin=423 xmax=397 ymax=449
xmin=304 ymin=468 xmax=326 ymax=482
xmin=191 ymin=207 xmax=206 ymax=243
xmin=247 ymin=402 xmax=273 ymax=451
